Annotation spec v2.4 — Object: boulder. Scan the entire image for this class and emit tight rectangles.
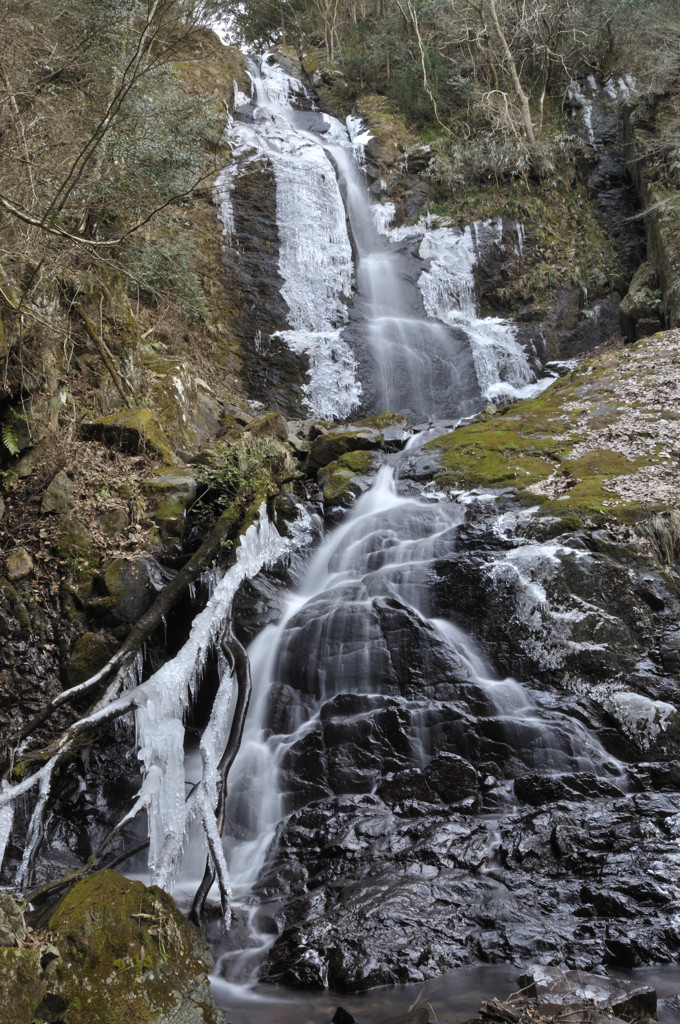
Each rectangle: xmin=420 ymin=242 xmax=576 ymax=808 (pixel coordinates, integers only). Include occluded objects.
xmin=519 ymin=966 xmax=656 ymax=1020
xmin=41 ymin=469 xmax=74 ymax=513
xmin=0 ymin=893 xmax=26 ymax=946
xmin=619 ymin=262 xmax=664 ymax=341
xmin=40 ymin=870 xmax=226 ymax=1024
xmin=424 ymin=752 xmax=479 ymax=805
xmin=0 ymin=949 xmax=47 ymax=1024
xmin=141 ymin=470 xmax=197 ymax=545
xmin=5 ymin=547 xmax=33 ymax=582
xmin=318 ymin=450 xmax=381 ymax=508
xmin=87 ymin=556 xmax=173 ymax=633
xmin=82 ymin=408 xmax=175 ymax=463
xmin=246 ymin=411 xmax=289 ymax=442
xmin=307 ymin=427 xmax=383 ymax=475
xmin=66 ymin=632 xmax=118 ymax=687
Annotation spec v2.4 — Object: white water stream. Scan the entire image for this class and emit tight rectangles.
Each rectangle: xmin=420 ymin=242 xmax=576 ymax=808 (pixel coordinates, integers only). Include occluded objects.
xmin=202 ymin=55 xmax=630 ymax=1003
xmin=218 ymin=55 xmax=553 ymax=421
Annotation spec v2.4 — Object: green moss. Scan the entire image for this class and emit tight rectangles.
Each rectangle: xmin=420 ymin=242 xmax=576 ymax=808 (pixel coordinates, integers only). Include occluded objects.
xmin=66 ymin=632 xmax=117 ymax=687
xmin=318 ymin=449 xmax=378 ymax=507
xmin=354 ymin=412 xmax=410 ymax=430
xmin=0 ymin=948 xmax=45 ymax=1024
xmin=0 ymin=577 xmax=31 ymax=636
xmin=428 ymin=158 xmax=622 ymax=314
xmin=82 ymin=408 xmax=175 ymax=465
xmin=307 ymin=427 xmax=382 ymax=474
xmin=47 ymin=870 xmax=220 ymax=1024
xmin=356 ymin=93 xmax=415 ymax=157
xmin=427 ymin=333 xmax=680 ymax=527
xmin=334 ymin=450 xmax=375 ymax=474
xmin=150 ymin=498 xmax=186 ymax=543
xmin=56 ymin=521 xmax=98 ymax=564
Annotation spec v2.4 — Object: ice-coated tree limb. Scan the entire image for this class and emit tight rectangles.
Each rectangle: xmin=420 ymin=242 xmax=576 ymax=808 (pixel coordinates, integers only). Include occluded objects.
xmin=190 ymin=626 xmax=253 ymax=926
xmin=3 ymin=500 xmax=246 ymax=768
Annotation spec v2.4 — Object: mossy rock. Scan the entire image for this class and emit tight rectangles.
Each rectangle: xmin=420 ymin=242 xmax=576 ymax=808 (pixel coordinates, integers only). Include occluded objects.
xmin=307 ymin=427 xmax=383 ymax=475
xmin=246 ymin=411 xmax=289 ymax=442
xmin=66 ymin=632 xmax=117 ymax=687
xmin=82 ymin=408 xmax=175 ymax=464
xmin=46 ymin=870 xmax=225 ymax=1024
xmin=354 ymin=412 xmax=410 ymax=430
xmin=318 ymin=450 xmax=381 ymax=508
xmin=0 ymin=577 xmax=32 ymax=639
xmin=143 ymin=356 xmax=222 ymax=450
xmin=141 ymin=471 xmax=197 ymax=545
xmin=56 ymin=519 xmax=98 ymax=565
xmin=619 ymin=262 xmax=663 ymax=341
xmin=0 ymin=947 xmax=46 ymax=1024
xmin=426 ymin=330 xmax=680 ymax=527
xmin=87 ymin=557 xmax=163 ymax=629
xmin=355 ymin=93 xmax=416 ymax=168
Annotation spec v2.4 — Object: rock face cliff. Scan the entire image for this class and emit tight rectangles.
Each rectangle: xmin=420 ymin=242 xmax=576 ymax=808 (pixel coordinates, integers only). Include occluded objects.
xmin=0 ymin=29 xmax=680 ymax=1017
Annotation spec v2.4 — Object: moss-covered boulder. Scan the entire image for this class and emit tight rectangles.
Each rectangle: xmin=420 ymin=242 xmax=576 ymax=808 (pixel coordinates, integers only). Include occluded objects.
xmin=425 ymin=329 xmax=680 ymax=527
xmin=141 ymin=470 xmax=197 ymax=546
xmin=0 ymin=576 xmax=31 ymax=639
xmin=42 ymin=870 xmax=225 ymax=1024
xmin=246 ymin=411 xmax=289 ymax=442
xmin=82 ymin=408 xmax=175 ymax=464
xmin=143 ymin=355 xmax=222 ymax=451
xmin=0 ymin=948 xmax=47 ymax=1024
xmin=55 ymin=519 xmax=98 ymax=566
xmin=318 ymin=449 xmax=382 ymax=508
xmin=66 ymin=631 xmax=118 ymax=687
xmin=87 ymin=556 xmax=169 ymax=633
xmin=307 ymin=426 xmax=383 ymax=475
xmin=619 ymin=261 xmax=664 ymax=341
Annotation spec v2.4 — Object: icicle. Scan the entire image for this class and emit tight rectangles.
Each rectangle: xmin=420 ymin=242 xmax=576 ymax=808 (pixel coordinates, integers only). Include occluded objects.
xmin=371 ymin=202 xmax=396 ymax=236
xmin=16 ymin=762 xmax=55 ymax=886
xmin=133 ymin=505 xmax=303 ymax=892
xmin=0 ymin=784 xmax=14 ymax=874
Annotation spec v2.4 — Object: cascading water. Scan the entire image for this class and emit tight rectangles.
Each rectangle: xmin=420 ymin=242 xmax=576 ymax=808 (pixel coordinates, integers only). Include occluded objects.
xmin=201 ymin=55 xmax=646 ymax=1011
xmin=219 ymin=55 xmax=551 ymax=423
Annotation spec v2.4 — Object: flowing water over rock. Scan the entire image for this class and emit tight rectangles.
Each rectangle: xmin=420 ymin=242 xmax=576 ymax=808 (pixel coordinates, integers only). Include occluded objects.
xmin=198 ymin=54 xmax=680 ymax=1009
xmin=5 ymin=49 xmax=676 ymax=1024
xmin=219 ymin=55 xmax=550 ymax=421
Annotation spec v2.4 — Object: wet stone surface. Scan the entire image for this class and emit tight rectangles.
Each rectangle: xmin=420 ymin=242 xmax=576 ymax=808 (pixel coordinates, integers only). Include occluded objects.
xmin=224 ymin=479 xmax=680 ymax=992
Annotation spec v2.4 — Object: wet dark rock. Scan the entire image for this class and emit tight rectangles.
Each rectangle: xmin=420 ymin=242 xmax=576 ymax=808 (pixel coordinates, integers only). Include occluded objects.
xmin=424 ymin=752 xmax=479 ymax=805
xmin=86 ymin=555 xmax=174 ymax=635
xmin=519 ymin=966 xmax=656 ymax=1020
xmin=307 ymin=427 xmax=384 ymax=475
xmin=514 ymin=772 xmax=623 ymax=806
xmin=246 ymin=486 xmax=680 ymax=989
xmin=221 ymin=157 xmax=308 ymax=417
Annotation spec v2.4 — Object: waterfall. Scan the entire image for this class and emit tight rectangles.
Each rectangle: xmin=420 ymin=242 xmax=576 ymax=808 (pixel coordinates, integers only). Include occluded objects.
xmin=199 ymin=54 xmax=653 ymax=1002
xmin=221 ymin=54 xmax=551 ymax=421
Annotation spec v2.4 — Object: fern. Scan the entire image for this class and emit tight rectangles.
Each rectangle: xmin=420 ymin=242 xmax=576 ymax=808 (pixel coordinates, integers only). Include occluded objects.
xmin=1 ymin=425 xmax=20 ymax=457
